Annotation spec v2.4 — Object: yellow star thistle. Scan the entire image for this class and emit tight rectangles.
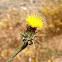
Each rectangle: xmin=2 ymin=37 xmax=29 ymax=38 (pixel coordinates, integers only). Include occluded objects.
xmin=26 ymin=14 xmax=43 ymax=28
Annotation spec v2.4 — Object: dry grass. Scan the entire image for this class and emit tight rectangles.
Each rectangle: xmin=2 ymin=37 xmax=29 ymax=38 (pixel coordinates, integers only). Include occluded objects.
xmin=0 ymin=0 xmax=62 ymax=62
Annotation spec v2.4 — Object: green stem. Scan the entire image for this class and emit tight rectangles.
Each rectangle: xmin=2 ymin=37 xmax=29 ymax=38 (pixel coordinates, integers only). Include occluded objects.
xmin=6 ymin=42 xmax=28 ymax=62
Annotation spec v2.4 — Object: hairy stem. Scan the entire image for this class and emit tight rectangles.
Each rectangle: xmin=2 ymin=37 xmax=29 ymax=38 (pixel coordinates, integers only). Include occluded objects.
xmin=6 ymin=42 xmax=28 ymax=62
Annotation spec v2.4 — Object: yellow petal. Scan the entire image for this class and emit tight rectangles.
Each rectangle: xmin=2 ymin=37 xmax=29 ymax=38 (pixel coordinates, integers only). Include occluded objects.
xmin=26 ymin=14 xmax=43 ymax=28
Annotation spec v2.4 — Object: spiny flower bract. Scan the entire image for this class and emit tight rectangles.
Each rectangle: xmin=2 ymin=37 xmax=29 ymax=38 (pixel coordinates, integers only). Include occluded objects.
xmin=26 ymin=14 xmax=43 ymax=28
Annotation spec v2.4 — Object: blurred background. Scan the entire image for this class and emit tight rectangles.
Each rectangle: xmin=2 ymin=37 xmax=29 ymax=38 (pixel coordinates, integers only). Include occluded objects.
xmin=0 ymin=0 xmax=62 ymax=62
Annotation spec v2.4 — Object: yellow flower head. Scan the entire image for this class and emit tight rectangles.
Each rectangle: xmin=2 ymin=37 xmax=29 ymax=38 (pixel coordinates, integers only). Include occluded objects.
xmin=26 ymin=14 xmax=43 ymax=28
